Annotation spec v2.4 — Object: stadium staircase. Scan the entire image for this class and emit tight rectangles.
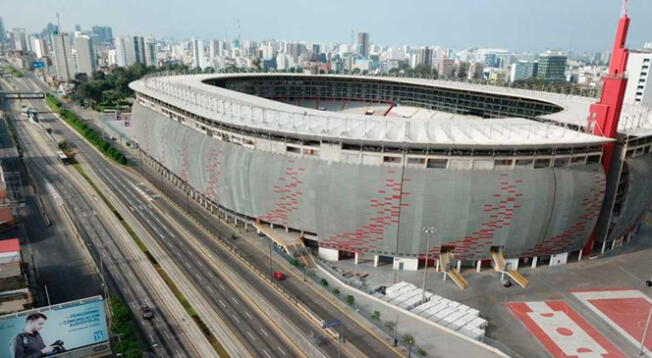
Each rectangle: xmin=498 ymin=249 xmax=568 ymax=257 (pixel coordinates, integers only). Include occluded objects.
xmin=254 ymin=223 xmax=314 ymax=267
xmin=440 ymin=251 xmax=469 ymax=290
xmin=490 ymin=249 xmax=529 ymax=288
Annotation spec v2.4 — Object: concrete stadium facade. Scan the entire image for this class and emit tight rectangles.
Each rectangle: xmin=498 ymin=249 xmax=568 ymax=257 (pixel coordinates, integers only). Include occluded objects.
xmin=130 ymin=74 xmax=652 ymax=270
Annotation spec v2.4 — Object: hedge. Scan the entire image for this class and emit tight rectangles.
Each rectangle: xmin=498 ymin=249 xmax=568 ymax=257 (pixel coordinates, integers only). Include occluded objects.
xmin=45 ymin=93 xmax=127 ymax=165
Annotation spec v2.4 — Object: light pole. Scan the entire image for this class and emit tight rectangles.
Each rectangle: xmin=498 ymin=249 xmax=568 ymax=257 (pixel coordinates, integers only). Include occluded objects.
xmin=421 ymin=227 xmax=436 ymax=304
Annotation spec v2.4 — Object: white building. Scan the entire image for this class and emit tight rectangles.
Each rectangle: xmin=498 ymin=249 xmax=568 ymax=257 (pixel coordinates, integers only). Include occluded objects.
xmin=624 ymin=50 xmax=652 ymax=106
xmin=31 ymin=38 xmax=48 ymax=58
xmin=192 ymin=38 xmax=205 ymax=69
xmin=52 ymin=32 xmax=76 ymax=82
xmin=74 ymin=35 xmax=96 ymax=76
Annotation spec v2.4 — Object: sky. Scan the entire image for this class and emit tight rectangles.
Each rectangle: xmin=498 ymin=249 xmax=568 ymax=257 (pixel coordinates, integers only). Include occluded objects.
xmin=1 ymin=0 xmax=651 ymax=52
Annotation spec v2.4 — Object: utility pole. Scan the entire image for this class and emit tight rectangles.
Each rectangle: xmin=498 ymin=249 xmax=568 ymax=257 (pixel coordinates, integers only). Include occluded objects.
xmin=421 ymin=227 xmax=436 ymax=304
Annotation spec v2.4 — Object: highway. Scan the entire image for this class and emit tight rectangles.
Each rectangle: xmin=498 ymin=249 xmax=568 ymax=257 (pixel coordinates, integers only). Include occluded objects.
xmin=1 ymin=79 xmax=205 ymax=358
xmin=9 ymin=75 xmax=311 ymax=358
xmin=12 ymin=72 xmax=406 ymax=358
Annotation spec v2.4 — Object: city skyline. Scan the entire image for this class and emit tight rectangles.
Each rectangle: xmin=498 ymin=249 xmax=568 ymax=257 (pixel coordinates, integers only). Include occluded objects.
xmin=2 ymin=0 xmax=652 ymax=52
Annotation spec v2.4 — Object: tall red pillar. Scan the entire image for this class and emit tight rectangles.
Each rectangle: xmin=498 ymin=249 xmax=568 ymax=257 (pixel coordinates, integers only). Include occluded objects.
xmin=583 ymin=9 xmax=630 ymax=253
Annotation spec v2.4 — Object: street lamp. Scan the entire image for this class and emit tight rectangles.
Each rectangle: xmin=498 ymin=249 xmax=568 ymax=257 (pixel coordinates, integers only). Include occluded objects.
xmin=421 ymin=227 xmax=436 ymax=304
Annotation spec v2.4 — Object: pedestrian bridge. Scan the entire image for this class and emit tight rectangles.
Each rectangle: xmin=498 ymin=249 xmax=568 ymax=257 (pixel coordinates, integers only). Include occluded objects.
xmin=1 ymin=92 xmax=45 ymax=99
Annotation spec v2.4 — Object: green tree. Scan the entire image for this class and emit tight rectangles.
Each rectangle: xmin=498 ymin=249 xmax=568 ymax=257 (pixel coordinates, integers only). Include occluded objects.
xmin=401 ymin=334 xmax=416 ymax=358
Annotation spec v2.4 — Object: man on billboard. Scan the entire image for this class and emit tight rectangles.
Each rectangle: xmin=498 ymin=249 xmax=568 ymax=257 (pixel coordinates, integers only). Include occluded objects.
xmin=9 ymin=313 xmax=64 ymax=358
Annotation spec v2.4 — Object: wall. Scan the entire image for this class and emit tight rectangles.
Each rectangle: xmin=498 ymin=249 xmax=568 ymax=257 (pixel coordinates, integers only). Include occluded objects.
xmin=134 ymin=102 xmax=611 ymax=260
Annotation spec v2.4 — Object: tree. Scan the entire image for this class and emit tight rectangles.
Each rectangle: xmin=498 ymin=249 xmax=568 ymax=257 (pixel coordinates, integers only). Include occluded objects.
xmin=332 ymin=288 xmax=340 ymax=295
xmin=401 ymin=334 xmax=416 ymax=358
xmin=345 ymin=295 xmax=355 ymax=305
xmin=320 ymin=279 xmax=329 ymax=287
xmin=371 ymin=311 xmax=381 ymax=320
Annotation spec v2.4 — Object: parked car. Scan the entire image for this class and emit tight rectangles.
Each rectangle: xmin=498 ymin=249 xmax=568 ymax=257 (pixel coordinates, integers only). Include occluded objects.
xmin=140 ymin=304 xmax=154 ymax=319
xmin=273 ymin=271 xmax=286 ymax=281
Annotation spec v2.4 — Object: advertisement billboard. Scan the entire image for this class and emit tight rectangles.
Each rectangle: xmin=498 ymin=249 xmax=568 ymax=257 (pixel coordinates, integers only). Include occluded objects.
xmin=0 ymin=296 xmax=109 ymax=358
xmin=31 ymin=61 xmax=45 ymax=69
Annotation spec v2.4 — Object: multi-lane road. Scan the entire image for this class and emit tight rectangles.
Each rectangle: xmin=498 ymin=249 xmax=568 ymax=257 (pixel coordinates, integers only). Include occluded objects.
xmin=1 ymin=77 xmax=212 ymax=358
xmin=7 ymin=74 xmax=316 ymax=358
xmin=7 ymin=72 xmax=407 ymax=358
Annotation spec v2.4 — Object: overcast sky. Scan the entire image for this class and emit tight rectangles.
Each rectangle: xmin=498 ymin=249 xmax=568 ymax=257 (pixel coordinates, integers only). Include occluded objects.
xmin=2 ymin=0 xmax=650 ymax=52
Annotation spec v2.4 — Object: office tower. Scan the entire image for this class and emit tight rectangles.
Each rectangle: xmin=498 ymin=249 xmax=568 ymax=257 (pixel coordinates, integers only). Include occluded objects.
xmin=510 ymin=61 xmax=538 ymax=82
xmin=537 ymin=54 xmax=567 ymax=82
xmin=114 ymin=36 xmax=129 ymax=66
xmin=0 ymin=17 xmax=6 ymax=43
xmin=74 ymin=35 xmax=96 ymax=75
xmin=10 ymin=28 xmax=28 ymax=52
xmin=356 ymin=32 xmax=369 ymax=57
xmin=52 ymin=32 xmax=76 ymax=81
xmin=144 ymin=37 xmax=157 ymax=67
xmin=92 ymin=26 xmax=113 ymax=45
xmin=416 ymin=47 xmax=433 ymax=68
xmin=31 ymin=38 xmax=48 ymax=58
xmin=114 ymin=35 xmax=146 ymax=67
xmin=623 ymin=50 xmax=652 ymax=106
xmin=132 ymin=36 xmax=146 ymax=64
xmin=192 ymin=38 xmax=205 ymax=69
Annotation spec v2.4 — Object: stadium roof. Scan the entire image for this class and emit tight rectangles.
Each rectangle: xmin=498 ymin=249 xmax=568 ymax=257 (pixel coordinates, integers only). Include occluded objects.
xmin=131 ymin=74 xmax=652 ymax=148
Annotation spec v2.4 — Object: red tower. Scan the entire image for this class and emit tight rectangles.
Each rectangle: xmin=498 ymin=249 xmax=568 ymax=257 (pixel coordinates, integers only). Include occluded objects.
xmin=583 ymin=4 xmax=630 ymax=253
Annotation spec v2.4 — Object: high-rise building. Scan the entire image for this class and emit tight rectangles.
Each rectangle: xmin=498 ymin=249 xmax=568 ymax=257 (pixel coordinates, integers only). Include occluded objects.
xmin=510 ymin=61 xmax=538 ymax=82
xmin=114 ymin=35 xmax=146 ymax=67
xmin=132 ymin=36 xmax=146 ymax=65
xmin=52 ymin=32 xmax=76 ymax=81
xmin=467 ymin=62 xmax=485 ymax=80
xmin=31 ymin=38 xmax=48 ymax=58
xmin=144 ymin=37 xmax=157 ymax=67
xmin=537 ymin=54 xmax=567 ymax=82
xmin=356 ymin=32 xmax=369 ymax=58
xmin=435 ymin=58 xmax=454 ymax=78
xmin=623 ymin=50 xmax=652 ymax=106
xmin=0 ymin=17 xmax=7 ymax=43
xmin=114 ymin=36 xmax=129 ymax=67
xmin=10 ymin=28 xmax=28 ymax=52
xmin=192 ymin=38 xmax=205 ymax=69
xmin=415 ymin=47 xmax=433 ymax=69
xmin=74 ymin=35 xmax=96 ymax=76
xmin=92 ymin=26 xmax=113 ymax=45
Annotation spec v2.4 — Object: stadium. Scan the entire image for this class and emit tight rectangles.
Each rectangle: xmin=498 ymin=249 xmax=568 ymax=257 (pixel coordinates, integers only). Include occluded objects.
xmin=129 ymin=73 xmax=652 ymax=272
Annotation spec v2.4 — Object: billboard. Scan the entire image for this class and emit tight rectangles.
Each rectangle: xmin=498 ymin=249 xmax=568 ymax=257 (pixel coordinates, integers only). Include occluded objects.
xmin=0 ymin=296 xmax=109 ymax=358
xmin=31 ymin=61 xmax=45 ymax=69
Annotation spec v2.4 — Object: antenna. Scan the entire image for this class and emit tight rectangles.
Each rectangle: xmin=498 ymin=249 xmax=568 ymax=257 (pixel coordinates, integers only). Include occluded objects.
xmin=56 ymin=12 xmax=61 ymax=30
xmin=622 ymin=0 xmax=628 ymax=16
xmin=237 ymin=18 xmax=241 ymax=43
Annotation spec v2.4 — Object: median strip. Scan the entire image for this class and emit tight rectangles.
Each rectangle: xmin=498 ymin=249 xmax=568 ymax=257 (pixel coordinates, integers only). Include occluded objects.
xmin=45 ymin=93 xmax=127 ymax=164
xmin=72 ymin=163 xmax=229 ymax=358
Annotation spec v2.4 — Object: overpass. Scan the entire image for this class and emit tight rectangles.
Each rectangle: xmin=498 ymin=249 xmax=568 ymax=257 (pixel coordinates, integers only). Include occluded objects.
xmin=0 ymin=92 xmax=45 ymax=100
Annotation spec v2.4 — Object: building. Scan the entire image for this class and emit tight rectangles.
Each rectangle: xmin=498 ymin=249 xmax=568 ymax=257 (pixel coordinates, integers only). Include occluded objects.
xmin=74 ymin=35 xmax=96 ymax=76
xmin=114 ymin=35 xmax=146 ymax=67
xmin=192 ymin=38 xmax=205 ymax=69
xmin=537 ymin=54 xmax=567 ymax=82
xmin=91 ymin=26 xmax=113 ymax=45
xmin=31 ymin=38 xmax=48 ymax=58
xmin=415 ymin=47 xmax=433 ymax=69
xmin=10 ymin=28 xmax=28 ymax=52
xmin=356 ymin=32 xmax=370 ymax=58
xmin=435 ymin=58 xmax=454 ymax=78
xmin=510 ymin=61 xmax=538 ymax=82
xmin=467 ymin=62 xmax=484 ymax=80
xmin=144 ymin=37 xmax=157 ymax=67
xmin=131 ymin=72 xmax=652 ymax=273
xmin=623 ymin=50 xmax=652 ymax=106
xmin=0 ymin=17 xmax=6 ymax=43
xmin=52 ymin=32 xmax=76 ymax=82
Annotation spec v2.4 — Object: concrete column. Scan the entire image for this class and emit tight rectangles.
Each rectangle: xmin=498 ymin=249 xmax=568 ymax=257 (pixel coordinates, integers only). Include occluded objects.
xmin=578 ymin=249 xmax=583 ymax=261
xmin=270 ymin=223 xmax=275 ymax=230
xmin=601 ymin=240 xmax=607 ymax=254
xmin=354 ymin=252 xmax=360 ymax=265
xmin=435 ymin=259 xmax=440 ymax=272
xmin=611 ymin=240 xmax=616 ymax=250
xmin=373 ymin=255 xmax=379 ymax=267
xmin=531 ymin=256 xmax=538 ymax=269
xmin=476 ymin=260 xmax=482 ymax=272
xmin=456 ymin=260 xmax=461 ymax=273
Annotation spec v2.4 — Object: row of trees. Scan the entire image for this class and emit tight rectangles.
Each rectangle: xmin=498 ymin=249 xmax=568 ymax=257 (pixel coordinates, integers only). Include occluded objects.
xmin=45 ymin=93 xmax=128 ymax=165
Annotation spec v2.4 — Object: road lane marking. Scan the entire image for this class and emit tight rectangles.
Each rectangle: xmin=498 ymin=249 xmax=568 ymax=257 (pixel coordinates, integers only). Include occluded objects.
xmin=260 ymin=328 xmax=269 ymax=337
xmin=244 ymin=311 xmax=252 ymax=319
xmin=247 ymin=331 xmax=256 ymax=341
xmin=231 ymin=314 xmax=240 ymax=323
xmin=278 ymin=347 xmax=287 ymax=356
xmin=262 ymin=349 xmax=272 ymax=358
xmin=218 ymin=299 xmax=226 ymax=308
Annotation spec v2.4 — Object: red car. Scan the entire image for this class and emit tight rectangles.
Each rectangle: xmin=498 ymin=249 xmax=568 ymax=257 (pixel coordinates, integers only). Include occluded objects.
xmin=273 ymin=271 xmax=286 ymax=281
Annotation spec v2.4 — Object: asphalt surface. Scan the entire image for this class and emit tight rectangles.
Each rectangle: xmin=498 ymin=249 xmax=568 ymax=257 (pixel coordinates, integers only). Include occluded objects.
xmin=2 ymin=78 xmax=195 ymax=358
xmin=12 ymin=75 xmax=303 ymax=358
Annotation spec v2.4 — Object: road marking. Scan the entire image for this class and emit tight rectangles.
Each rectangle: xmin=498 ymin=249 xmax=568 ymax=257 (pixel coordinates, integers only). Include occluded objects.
xmin=218 ymin=283 xmax=225 ymax=290
xmin=277 ymin=347 xmax=287 ymax=356
xmin=231 ymin=314 xmax=240 ymax=323
xmin=260 ymin=328 xmax=269 ymax=337
xmin=244 ymin=311 xmax=252 ymax=319
xmin=247 ymin=331 xmax=256 ymax=341
xmin=262 ymin=349 xmax=272 ymax=358
xmin=231 ymin=297 xmax=239 ymax=305
xmin=207 ymin=286 xmax=214 ymax=294
xmin=218 ymin=299 xmax=226 ymax=308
